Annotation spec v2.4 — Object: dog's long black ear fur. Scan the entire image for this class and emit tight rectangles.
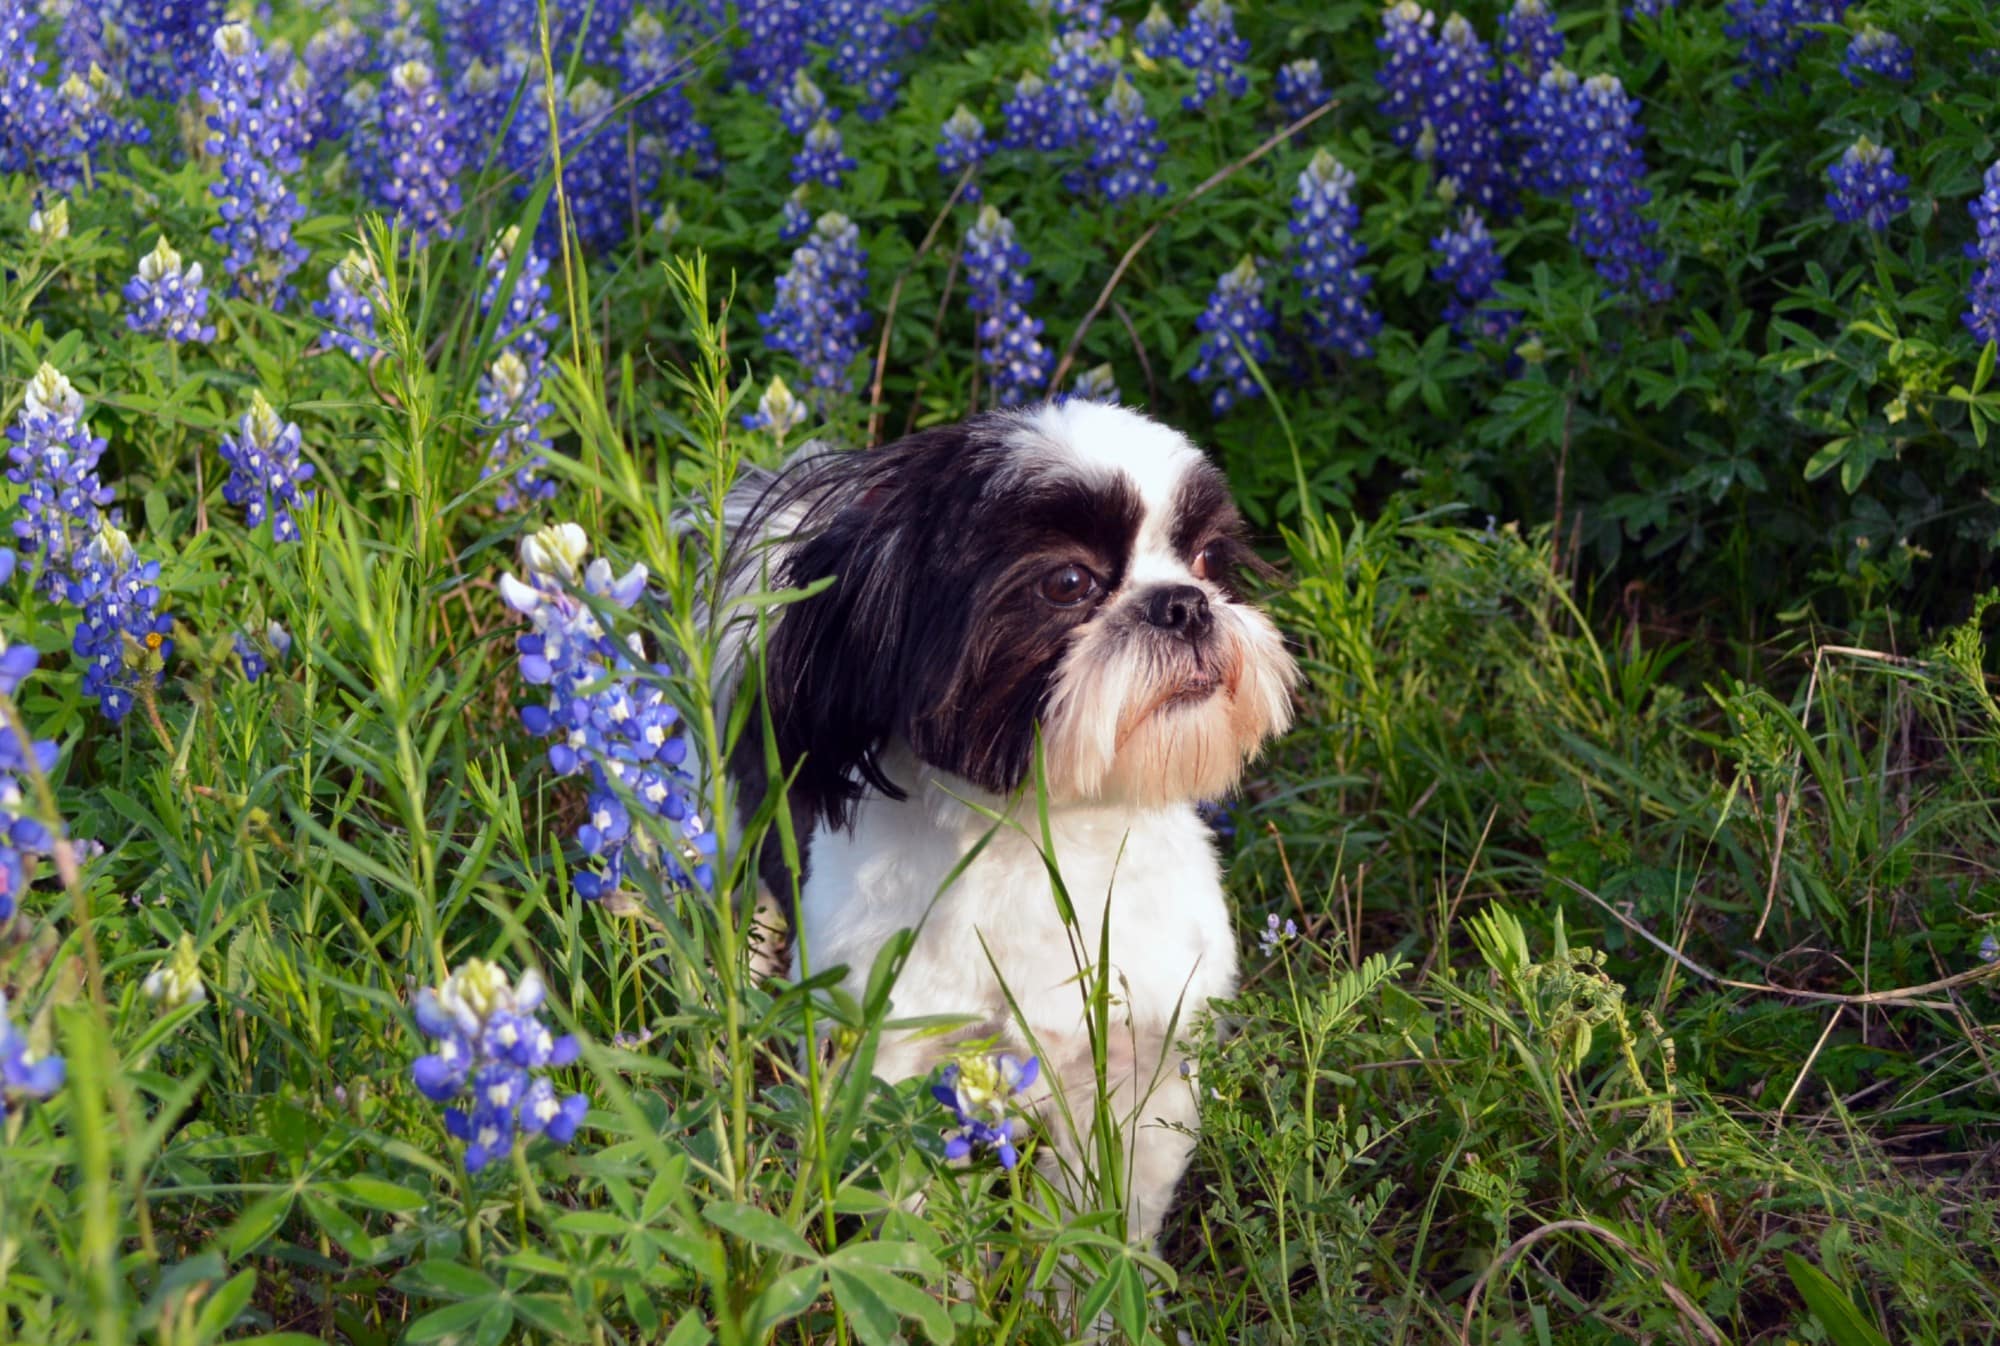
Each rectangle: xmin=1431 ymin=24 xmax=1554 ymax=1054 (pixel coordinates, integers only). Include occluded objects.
xmin=757 ymin=421 xmax=990 ymax=831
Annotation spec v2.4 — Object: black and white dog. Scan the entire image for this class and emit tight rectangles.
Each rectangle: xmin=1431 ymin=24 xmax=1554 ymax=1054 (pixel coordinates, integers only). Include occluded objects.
xmin=715 ymin=399 xmax=1297 ymax=1244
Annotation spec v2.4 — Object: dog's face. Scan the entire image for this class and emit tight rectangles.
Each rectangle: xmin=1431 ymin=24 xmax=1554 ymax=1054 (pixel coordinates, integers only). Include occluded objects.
xmin=760 ymin=401 xmax=1297 ymax=824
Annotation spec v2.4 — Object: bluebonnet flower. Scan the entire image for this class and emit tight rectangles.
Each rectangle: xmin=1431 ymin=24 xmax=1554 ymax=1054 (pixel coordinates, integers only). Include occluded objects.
xmin=1069 ymin=363 xmax=1120 ymax=403
xmin=1376 ymin=1 xmax=1436 ymax=153
xmin=812 ymin=0 xmax=913 ymax=117
xmin=1515 ymin=61 xmax=1578 ymax=194
xmin=742 ymin=376 xmax=807 ymax=442
xmin=477 ymin=227 xmax=559 ymax=511
xmin=0 ymin=639 xmax=60 ymax=928
xmin=410 ymin=959 xmax=588 ymax=1173
xmin=378 ymin=60 xmax=464 ymax=247
xmin=933 ymin=1051 xmax=1039 ymax=1169
xmin=67 ymin=521 xmax=173 ymax=724
xmin=1841 ymin=26 xmax=1912 ymax=86
xmin=0 ymin=993 xmax=64 ymax=1116
xmin=1086 ymin=76 xmax=1166 ymax=203
xmin=1499 ymin=0 xmax=1565 ymax=180
xmin=1961 ymin=162 xmax=2000 ymax=348
xmin=6 ymin=363 xmax=111 ymax=590
xmin=115 ymin=0 xmax=223 ymax=101
xmin=0 ymin=1 xmax=75 ymax=180
xmin=1194 ymin=797 xmax=1234 ymax=840
xmin=964 ymin=205 xmax=1054 ymax=406
xmin=1291 ymin=149 xmax=1381 ymax=358
xmin=1275 ymin=57 xmax=1325 ymax=123
xmin=552 ymin=0 xmax=636 ymax=68
xmin=1169 ymin=0 xmax=1249 ymax=111
xmin=733 ymin=0 xmax=812 ymax=98
xmin=1498 ymin=0 xmax=1564 ymax=77
xmin=454 ymin=53 xmax=528 ymax=163
xmin=1136 ymin=4 xmax=1176 ymax=60
xmin=235 ymin=621 xmax=291 ymax=682
xmin=1826 ymin=136 xmax=1908 ymax=232
xmin=314 ymin=250 xmax=385 ymax=361
xmin=792 ymin=117 xmax=856 ymax=189
xmin=501 ymin=525 xmax=715 ymax=899
xmin=1257 ymin=912 xmax=1299 ymax=955
xmin=760 ymin=211 xmax=871 ymax=400
xmin=218 ymin=393 xmax=315 ymax=544
xmin=142 ymin=934 xmax=208 ymax=1008
xmin=303 ymin=19 xmax=370 ymax=143
xmin=780 ymin=185 xmax=813 ymax=241
xmin=1420 ymin=13 xmax=1510 ymax=213
xmin=1532 ymin=71 xmax=1671 ymax=299
xmin=123 ymin=237 xmax=216 ymax=344
xmin=203 ymin=24 xmax=308 ymax=309
xmin=44 ymin=64 xmax=145 ymax=193
xmin=1724 ymin=0 xmax=1847 ymax=91
xmin=778 ymin=69 xmax=834 ymax=136
xmin=1001 ymin=70 xmax=1063 ymax=153
xmin=1431 ymin=208 xmax=1517 ymax=344
xmin=440 ymin=0 xmax=536 ymax=69
xmin=556 ymin=79 xmax=663 ymax=253
xmin=936 ymin=104 xmax=989 ymax=199
xmin=1190 ymin=255 xmax=1275 ymax=415
xmin=620 ymin=8 xmax=717 ymax=173
xmin=1049 ymin=26 xmax=1118 ymax=149
xmin=28 ymin=199 xmax=68 ymax=244
xmin=1626 ymin=0 xmax=1677 ymax=15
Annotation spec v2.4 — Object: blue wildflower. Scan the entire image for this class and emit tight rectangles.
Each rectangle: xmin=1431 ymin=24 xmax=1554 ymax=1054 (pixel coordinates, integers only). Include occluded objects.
xmin=123 ymin=237 xmax=217 ymax=345
xmin=1826 ymin=136 xmax=1908 ymax=232
xmin=1291 ymin=149 xmax=1381 ymax=358
xmin=1724 ymin=0 xmax=1847 ymax=91
xmin=5 ymin=364 xmax=112 ymax=591
xmin=67 ymin=521 xmax=173 ymax=724
xmin=477 ymin=227 xmax=559 ymax=511
xmin=1498 ymin=0 xmax=1564 ymax=77
xmin=1000 ymin=70 xmax=1062 ymax=153
xmin=760 ymin=211 xmax=871 ymax=401
xmin=933 ymin=1051 xmax=1039 ymax=1169
xmin=1499 ymin=0 xmax=1565 ymax=182
xmin=792 ymin=116 xmax=856 ymax=189
xmin=1531 ymin=70 xmax=1671 ymax=299
xmin=1049 ymin=26 xmax=1118 ymax=149
xmin=410 ymin=959 xmax=588 ymax=1173
xmin=1431 ymin=207 xmax=1517 ymax=344
xmin=1275 ymin=57 xmax=1325 ymax=123
xmin=551 ymin=0 xmax=636 ymax=68
xmin=303 ymin=18 xmax=370 ymax=143
xmin=0 ymin=993 xmax=64 ymax=1115
xmin=1376 ymin=0 xmax=1435 ymax=153
xmin=733 ymin=0 xmax=812 ymax=98
xmin=235 ymin=621 xmax=291 ymax=682
xmin=314 ymin=250 xmax=385 ymax=361
xmin=936 ymin=104 xmax=989 ymax=199
xmin=1961 ymin=162 xmax=2000 ymax=348
xmin=46 ymin=64 xmax=146 ymax=192
xmin=555 ymin=78 xmax=662 ymax=253
xmin=1191 ymin=255 xmax=1276 ymax=415
xmin=1257 ymin=912 xmax=1299 ymax=955
xmin=1171 ymin=0 xmax=1250 ymax=111
xmin=1841 ymin=26 xmax=1912 ymax=86
xmin=1069 ymin=363 xmax=1120 ymax=403
xmin=1087 ymin=75 xmax=1167 ymax=203
xmin=0 ymin=1 xmax=75 ymax=181
xmin=964 ymin=205 xmax=1054 ymax=407
xmin=203 ymin=24 xmax=309 ymax=309
xmin=813 ymin=0 xmax=913 ymax=120
xmin=115 ymin=0 xmax=223 ymax=101
xmin=780 ymin=185 xmax=813 ymax=241
xmin=378 ymin=59 xmax=464 ymax=247
xmin=501 ymin=525 xmax=714 ymax=899
xmin=0 ymin=641 xmax=60 ymax=928
xmin=620 ymin=8 xmax=716 ymax=173
xmin=778 ymin=69 xmax=834 ymax=136
xmin=1136 ymin=4 xmax=1176 ymax=60
xmin=218 ymin=393 xmax=315 ymax=544
xmin=742 ymin=376 xmax=808 ymax=443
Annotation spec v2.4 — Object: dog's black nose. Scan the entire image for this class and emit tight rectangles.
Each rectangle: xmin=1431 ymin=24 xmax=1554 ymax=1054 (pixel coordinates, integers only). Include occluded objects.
xmin=1141 ymin=584 xmax=1212 ymax=640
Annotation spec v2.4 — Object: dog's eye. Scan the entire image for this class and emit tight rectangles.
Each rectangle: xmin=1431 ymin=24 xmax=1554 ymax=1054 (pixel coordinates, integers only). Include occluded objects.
xmin=1191 ymin=542 xmax=1226 ymax=582
xmin=1038 ymin=563 xmax=1101 ymax=608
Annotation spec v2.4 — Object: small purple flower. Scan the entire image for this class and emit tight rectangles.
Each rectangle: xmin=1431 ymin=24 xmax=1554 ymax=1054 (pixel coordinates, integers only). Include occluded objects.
xmin=1274 ymin=57 xmax=1325 ymax=123
xmin=1961 ymin=161 xmax=2000 ymax=347
xmin=760 ymin=211 xmax=871 ymax=401
xmin=936 ymin=104 xmax=989 ymax=199
xmin=235 ymin=621 xmax=291 ymax=682
xmin=1376 ymin=0 xmax=1435 ymax=151
xmin=1431 ymin=207 xmax=1517 ymax=344
xmin=1725 ymin=0 xmax=1847 ymax=92
xmin=218 ymin=393 xmax=315 ymax=543
xmin=779 ymin=185 xmax=813 ymax=241
xmin=0 ymin=992 xmax=64 ymax=1117
xmin=1001 ymin=70 xmax=1062 ymax=153
xmin=742 ymin=376 xmax=807 ymax=442
xmin=66 ymin=521 xmax=173 ymax=724
xmin=792 ymin=117 xmax=856 ymax=189
xmin=1826 ymin=135 xmax=1908 ymax=232
xmin=377 ymin=59 xmax=464 ymax=247
xmin=778 ymin=69 xmax=833 ymax=136
xmin=314 ymin=250 xmax=385 ymax=361
xmin=1087 ymin=75 xmax=1167 ymax=204
xmin=1136 ymin=5 xmax=1175 ymax=60
xmin=1841 ymin=26 xmax=1912 ymax=87
xmin=1291 ymin=149 xmax=1381 ymax=358
xmin=477 ymin=227 xmax=560 ymax=511
xmin=964 ymin=205 xmax=1054 ymax=406
xmin=933 ymin=1051 xmax=1039 ymax=1169
xmin=1170 ymin=0 xmax=1250 ymax=111
xmin=1068 ymin=363 xmax=1120 ymax=403
xmin=123 ymin=237 xmax=217 ymax=345
xmin=203 ymin=24 xmax=309 ymax=309
xmin=1257 ymin=912 xmax=1299 ymax=955
xmin=302 ymin=18 xmax=369 ymax=144
xmin=5 ymin=363 xmax=112 ymax=591
xmin=1190 ymin=255 xmax=1275 ymax=416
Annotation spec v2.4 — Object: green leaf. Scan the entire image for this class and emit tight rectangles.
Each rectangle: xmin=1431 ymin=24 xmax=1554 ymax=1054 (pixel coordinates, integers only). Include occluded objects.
xmin=1803 ymin=438 xmax=1849 ymax=482
xmin=191 ymin=1269 xmax=258 ymax=1341
xmin=1785 ymin=1253 xmax=1890 ymax=1346
xmin=400 ymin=1259 xmax=499 ymax=1301
xmin=402 ymin=1299 xmax=497 ymax=1343
xmin=831 ymin=1266 xmax=953 ymax=1346
xmin=223 ymin=1191 xmax=295 ymax=1260
xmin=322 ymin=1176 xmax=429 ymax=1213
xmin=702 ymin=1201 xmax=817 ymax=1259
xmin=827 ymin=1241 xmax=945 ymax=1279
xmin=746 ymin=1265 xmax=825 ymax=1338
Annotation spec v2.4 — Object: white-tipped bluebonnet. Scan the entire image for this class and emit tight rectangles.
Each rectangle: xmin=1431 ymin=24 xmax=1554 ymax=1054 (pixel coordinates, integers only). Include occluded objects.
xmin=218 ymin=393 xmax=315 ymax=544
xmin=440 ymin=0 xmax=537 ymax=70
xmin=1291 ymin=149 xmax=1381 ymax=358
xmin=1069 ymin=363 xmax=1120 ymax=403
xmin=1257 ymin=912 xmax=1299 ymax=955
xmin=1499 ymin=0 xmax=1564 ymax=77
xmin=67 ymin=521 xmax=173 ymax=724
xmin=1411 ymin=12 xmax=1510 ymax=213
xmin=792 ymin=116 xmax=856 ymax=189
xmin=558 ymin=79 xmax=663 ymax=253
xmin=1431 ymin=207 xmax=1517 ymax=344
xmin=1169 ymin=0 xmax=1249 ymax=111
xmin=235 ymin=621 xmax=291 ymax=682
xmin=1531 ymin=70 xmax=1671 ymax=300
xmin=44 ymin=63 xmax=146 ymax=193
xmin=0 ymin=1 xmax=74 ymax=180
xmin=1841 ymin=26 xmax=1912 ymax=87
xmin=552 ymin=0 xmax=637 ymax=68
xmin=1275 ymin=57 xmax=1325 ymax=123
xmin=123 ymin=237 xmax=217 ymax=344
xmin=1515 ymin=61 xmax=1577 ymax=195
xmin=378 ymin=59 xmax=464 ymax=247
xmin=6 ymin=363 xmax=111 ymax=592
xmin=411 ymin=959 xmax=588 ymax=1173
xmin=742 ymin=375 xmax=808 ymax=442
xmin=1376 ymin=0 xmax=1435 ymax=152
xmin=813 ymin=0 xmax=917 ymax=118
xmin=477 ymin=227 xmax=559 ymax=511
xmin=28 ymin=199 xmax=68 ymax=244
xmin=114 ymin=0 xmax=223 ymax=101
xmin=0 ymin=639 xmax=60 ymax=928
xmin=1086 ymin=75 xmax=1167 ymax=204
xmin=778 ymin=69 xmax=834 ymax=136
xmin=1961 ymin=162 xmax=2000 ymax=348
xmin=780 ymin=184 xmax=813 ymax=241
xmin=1826 ymin=136 xmax=1908 ymax=232
xmin=141 ymin=934 xmax=208 ymax=1009
xmin=314 ymin=250 xmax=385 ymax=361
xmin=964 ymin=205 xmax=1054 ymax=407
xmin=620 ymin=9 xmax=717 ymax=174
xmin=0 ymin=993 xmax=64 ymax=1115
xmin=933 ymin=1051 xmax=1038 ymax=1169
xmin=1724 ymin=0 xmax=1847 ymax=91
xmin=501 ymin=525 xmax=715 ymax=900
xmin=733 ymin=0 xmax=812 ymax=98
xmin=936 ymin=103 xmax=989 ymax=199
xmin=1137 ymin=4 xmax=1175 ymax=60
xmin=760 ymin=211 xmax=871 ymax=400
xmin=1499 ymin=0 xmax=1565 ymax=181
xmin=1048 ymin=25 xmax=1118 ymax=149
xmin=1001 ymin=70 xmax=1062 ymax=153
xmin=1191 ymin=255 xmax=1275 ymax=415
xmin=303 ymin=18 xmax=369 ymax=143
xmin=1626 ymin=0 xmax=1676 ymax=16
xmin=203 ymin=24 xmax=308 ymax=309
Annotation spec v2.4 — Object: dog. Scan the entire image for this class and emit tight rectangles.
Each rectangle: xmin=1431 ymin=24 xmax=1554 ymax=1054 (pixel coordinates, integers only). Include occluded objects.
xmin=712 ymin=399 xmax=1298 ymax=1247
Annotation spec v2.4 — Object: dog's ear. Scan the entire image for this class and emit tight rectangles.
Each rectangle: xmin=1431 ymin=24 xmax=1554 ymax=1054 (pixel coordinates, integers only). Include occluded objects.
xmin=758 ymin=423 xmax=984 ymax=830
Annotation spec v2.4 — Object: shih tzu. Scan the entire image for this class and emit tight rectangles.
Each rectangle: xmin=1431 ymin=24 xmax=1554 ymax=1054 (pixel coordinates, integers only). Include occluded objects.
xmin=714 ymin=399 xmax=1298 ymax=1247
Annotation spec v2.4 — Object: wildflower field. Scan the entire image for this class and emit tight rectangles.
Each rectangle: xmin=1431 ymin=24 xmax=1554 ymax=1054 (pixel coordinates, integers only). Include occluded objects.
xmin=4 ymin=0 xmax=2000 ymax=1341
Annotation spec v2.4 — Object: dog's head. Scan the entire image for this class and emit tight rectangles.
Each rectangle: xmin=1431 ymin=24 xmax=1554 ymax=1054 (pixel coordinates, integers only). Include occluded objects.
xmin=755 ymin=400 xmax=1297 ymax=826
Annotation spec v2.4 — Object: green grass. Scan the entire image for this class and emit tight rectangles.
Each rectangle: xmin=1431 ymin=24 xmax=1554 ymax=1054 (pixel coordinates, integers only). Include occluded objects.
xmin=5 ymin=248 xmax=1999 ymax=1346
